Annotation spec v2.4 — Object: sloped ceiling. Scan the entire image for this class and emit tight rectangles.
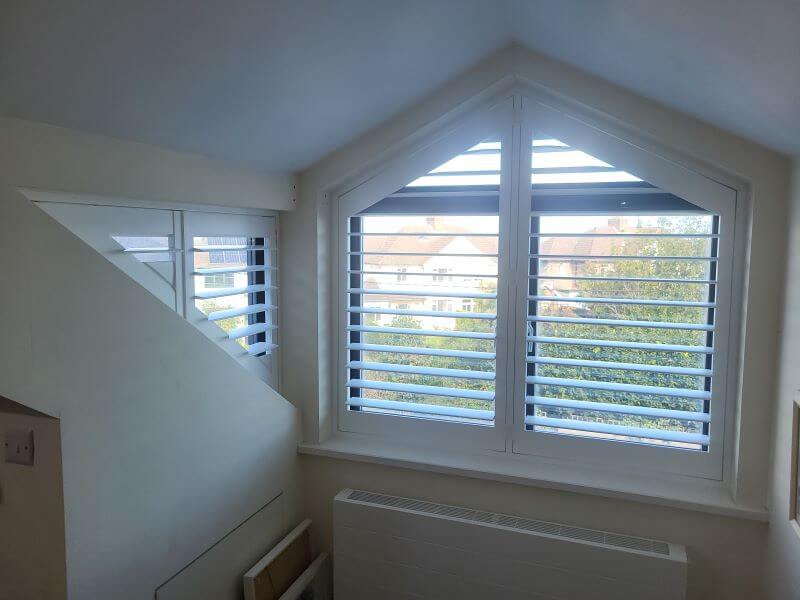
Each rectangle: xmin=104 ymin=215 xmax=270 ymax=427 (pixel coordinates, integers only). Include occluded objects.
xmin=1 ymin=0 xmax=797 ymax=171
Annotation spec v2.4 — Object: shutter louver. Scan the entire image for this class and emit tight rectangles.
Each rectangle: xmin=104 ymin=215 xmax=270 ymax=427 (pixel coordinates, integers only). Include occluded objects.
xmin=192 ymin=235 xmax=278 ymax=356
xmin=346 ymin=140 xmax=501 ymax=425
xmin=525 ymin=136 xmax=717 ymax=450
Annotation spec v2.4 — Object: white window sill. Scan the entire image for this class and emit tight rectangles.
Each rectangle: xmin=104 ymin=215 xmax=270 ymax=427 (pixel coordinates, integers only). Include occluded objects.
xmin=298 ymin=435 xmax=767 ymax=522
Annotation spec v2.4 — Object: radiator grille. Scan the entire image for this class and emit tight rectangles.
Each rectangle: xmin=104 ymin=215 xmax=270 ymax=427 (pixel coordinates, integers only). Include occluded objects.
xmin=345 ymin=489 xmax=670 ymax=556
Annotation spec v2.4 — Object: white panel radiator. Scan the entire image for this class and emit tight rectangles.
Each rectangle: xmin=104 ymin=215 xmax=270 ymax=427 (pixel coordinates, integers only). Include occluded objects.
xmin=333 ymin=489 xmax=687 ymax=600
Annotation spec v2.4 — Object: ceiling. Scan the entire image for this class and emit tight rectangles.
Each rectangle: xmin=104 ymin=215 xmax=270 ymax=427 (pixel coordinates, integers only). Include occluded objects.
xmin=1 ymin=1 xmax=797 ymax=171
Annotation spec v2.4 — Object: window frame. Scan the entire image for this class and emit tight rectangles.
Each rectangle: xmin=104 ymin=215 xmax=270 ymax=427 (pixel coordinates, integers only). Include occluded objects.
xmin=332 ymin=92 xmax=742 ymax=481
xmin=790 ymin=393 xmax=800 ymax=528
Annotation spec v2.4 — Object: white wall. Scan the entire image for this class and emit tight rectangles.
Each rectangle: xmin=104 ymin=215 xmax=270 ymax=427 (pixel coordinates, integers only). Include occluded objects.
xmin=764 ymin=159 xmax=800 ymax=599
xmin=303 ymin=455 xmax=767 ymax=600
xmin=285 ymin=44 xmax=791 ymax=599
xmin=0 ymin=116 xmax=296 ymax=211
xmin=0 ymin=182 xmax=301 ymax=599
xmin=0 ymin=398 xmax=66 ymax=600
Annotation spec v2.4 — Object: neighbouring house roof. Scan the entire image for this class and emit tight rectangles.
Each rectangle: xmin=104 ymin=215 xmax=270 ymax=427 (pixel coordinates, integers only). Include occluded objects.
xmin=362 ymin=220 xmax=498 ymax=267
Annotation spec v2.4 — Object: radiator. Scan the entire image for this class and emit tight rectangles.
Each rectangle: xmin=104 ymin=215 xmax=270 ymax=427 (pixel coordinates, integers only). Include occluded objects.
xmin=333 ymin=489 xmax=687 ymax=600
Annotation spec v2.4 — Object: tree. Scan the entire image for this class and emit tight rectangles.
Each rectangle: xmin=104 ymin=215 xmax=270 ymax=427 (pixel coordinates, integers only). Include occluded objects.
xmin=360 ymin=290 xmax=496 ymax=410
xmin=356 ymin=215 xmax=714 ymax=440
xmin=533 ymin=216 xmax=713 ymax=438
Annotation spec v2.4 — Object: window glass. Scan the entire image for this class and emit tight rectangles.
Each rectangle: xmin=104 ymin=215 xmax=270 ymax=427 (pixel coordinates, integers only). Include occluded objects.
xmin=346 ymin=140 xmax=501 ymax=425
xmin=526 ymin=136 xmax=717 ymax=450
xmin=193 ymin=236 xmax=269 ymax=352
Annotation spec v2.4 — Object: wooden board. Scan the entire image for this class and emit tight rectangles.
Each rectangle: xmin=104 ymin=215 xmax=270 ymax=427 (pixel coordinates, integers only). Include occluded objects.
xmin=244 ymin=519 xmax=314 ymax=600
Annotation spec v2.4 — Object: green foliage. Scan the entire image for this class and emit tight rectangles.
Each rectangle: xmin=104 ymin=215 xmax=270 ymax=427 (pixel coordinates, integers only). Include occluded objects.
xmin=357 ymin=216 xmax=714 ymax=440
xmin=199 ymin=300 xmax=247 ymax=349
xmin=533 ymin=216 xmax=712 ymax=437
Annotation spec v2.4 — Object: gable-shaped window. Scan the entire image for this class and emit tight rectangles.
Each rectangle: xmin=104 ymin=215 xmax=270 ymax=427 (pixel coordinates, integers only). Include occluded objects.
xmin=338 ymin=97 xmax=737 ymax=479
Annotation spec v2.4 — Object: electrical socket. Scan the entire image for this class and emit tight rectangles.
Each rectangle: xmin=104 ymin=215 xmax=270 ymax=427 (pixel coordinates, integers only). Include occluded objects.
xmin=4 ymin=429 xmax=34 ymax=466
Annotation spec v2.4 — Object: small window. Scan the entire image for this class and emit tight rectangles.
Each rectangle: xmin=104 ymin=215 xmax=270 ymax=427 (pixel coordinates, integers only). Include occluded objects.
xmin=432 ymin=299 xmax=450 ymax=312
xmin=432 ymin=268 xmax=450 ymax=282
xmin=191 ymin=234 xmax=276 ymax=355
xmin=203 ymin=273 xmax=236 ymax=289
xmin=184 ymin=211 xmax=280 ymax=387
xmin=36 ymin=203 xmax=280 ymax=389
xmin=397 ymin=267 xmax=408 ymax=282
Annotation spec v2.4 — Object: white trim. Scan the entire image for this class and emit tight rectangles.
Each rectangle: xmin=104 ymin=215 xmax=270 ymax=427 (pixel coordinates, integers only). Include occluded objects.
xmin=20 ymin=187 xmax=281 ymax=217
xmin=297 ymin=435 xmax=767 ymax=522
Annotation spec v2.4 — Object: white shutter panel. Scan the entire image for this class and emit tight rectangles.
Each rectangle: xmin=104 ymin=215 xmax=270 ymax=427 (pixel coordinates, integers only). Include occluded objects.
xmin=183 ymin=212 xmax=280 ymax=388
xmin=190 ymin=235 xmax=278 ymax=354
xmin=523 ymin=135 xmax=718 ymax=450
xmin=345 ymin=140 xmax=502 ymax=425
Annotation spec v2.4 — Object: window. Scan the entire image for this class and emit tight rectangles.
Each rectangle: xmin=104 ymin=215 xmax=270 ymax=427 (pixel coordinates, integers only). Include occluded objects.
xmin=522 ymin=137 xmax=717 ymax=451
xmin=341 ymin=137 xmax=505 ymax=446
xmin=203 ymin=273 xmax=236 ymax=289
xmin=432 ymin=268 xmax=450 ymax=282
xmin=432 ymin=298 xmax=454 ymax=312
xmin=34 ymin=202 xmax=280 ymax=388
xmin=397 ymin=267 xmax=408 ymax=282
xmin=345 ymin=209 xmax=499 ymax=427
xmin=185 ymin=213 xmax=279 ymax=383
xmin=526 ymin=212 xmax=716 ymax=451
xmin=338 ymin=99 xmax=737 ymax=478
xmin=191 ymin=236 xmax=271 ymax=353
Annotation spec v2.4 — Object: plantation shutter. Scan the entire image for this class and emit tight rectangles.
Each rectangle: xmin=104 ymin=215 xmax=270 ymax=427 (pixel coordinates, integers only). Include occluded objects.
xmin=192 ymin=238 xmax=278 ymax=355
xmin=523 ymin=136 xmax=718 ymax=450
xmin=345 ymin=140 xmax=502 ymax=425
xmin=184 ymin=213 xmax=279 ymax=366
